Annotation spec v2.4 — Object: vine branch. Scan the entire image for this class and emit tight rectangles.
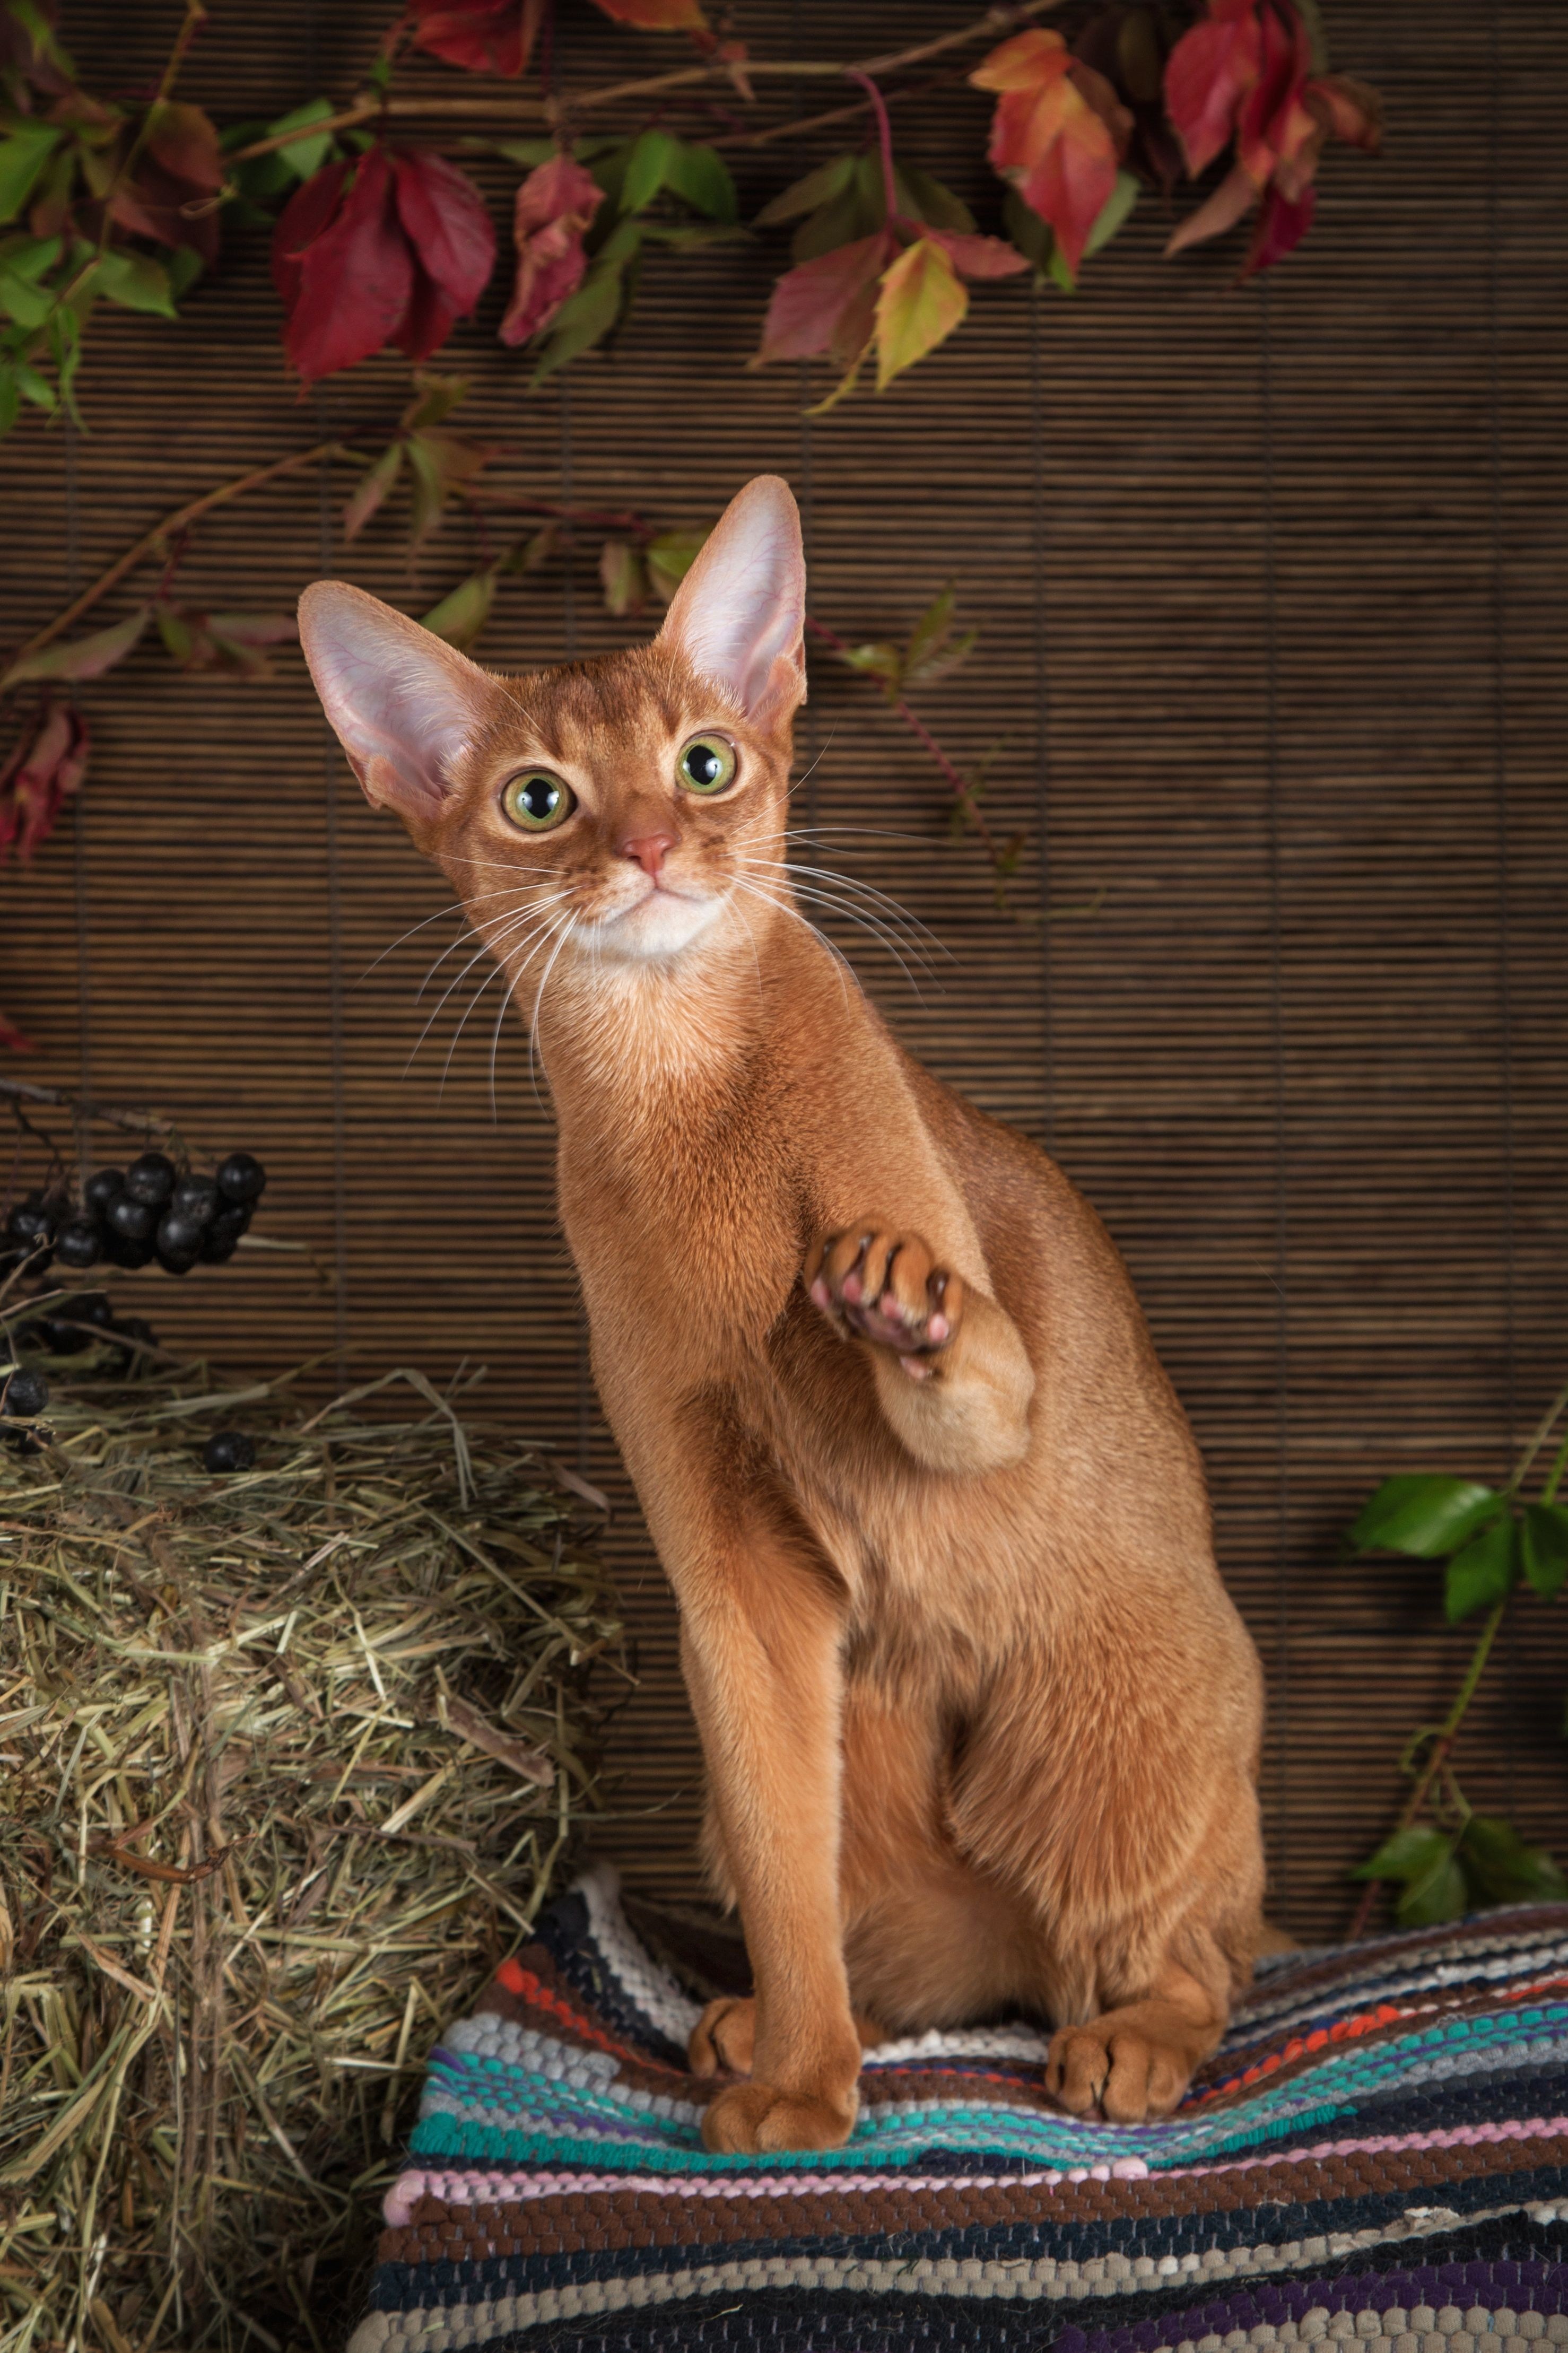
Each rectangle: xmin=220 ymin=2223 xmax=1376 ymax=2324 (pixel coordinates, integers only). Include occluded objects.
xmin=3 ymin=440 xmax=351 ymax=674
xmin=1346 ymin=1373 xmax=1568 ymax=1939
xmin=226 ymin=0 xmax=1063 ymax=162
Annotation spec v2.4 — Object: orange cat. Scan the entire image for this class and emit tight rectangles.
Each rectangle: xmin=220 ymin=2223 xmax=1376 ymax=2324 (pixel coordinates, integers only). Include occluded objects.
xmin=299 ymin=477 xmax=1266 ymax=2156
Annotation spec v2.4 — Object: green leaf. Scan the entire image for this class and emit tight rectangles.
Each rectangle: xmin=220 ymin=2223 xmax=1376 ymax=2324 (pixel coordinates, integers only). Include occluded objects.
xmin=92 ymin=249 xmax=177 ymax=318
xmin=420 ymin=569 xmax=495 ymax=651
xmin=491 ymin=137 xmax=560 ymax=170
xmin=1001 ymin=185 xmax=1056 ymax=282
xmin=0 ymin=252 xmax=53 ymax=328
xmin=1521 ymin=1503 xmax=1568 ymax=1601
xmin=753 ymin=154 xmax=857 ymax=228
xmin=264 ymin=96 xmax=337 ymax=184
xmin=155 ymin=605 xmax=195 ymax=665
xmin=1354 ymin=1823 xmax=1451 ymax=1884
xmin=646 ymin=528 xmax=707 ymax=602
xmin=404 ymin=370 xmax=469 ymax=432
xmin=1444 ymin=1513 xmax=1518 ymax=1622
xmin=1457 ymin=1814 xmax=1567 ymax=1907
xmin=638 ymin=220 xmax=746 ymax=251
xmin=598 ymin=538 xmax=647 ymax=617
xmin=661 ymin=141 xmax=737 ymax=224
xmin=620 ymin=129 xmax=678 ymax=216
xmin=1047 ymin=243 xmax=1076 ymax=295
xmin=343 ymin=441 xmax=404 ymax=543
xmin=839 ymin=641 xmax=903 ymax=694
xmin=404 ymin=437 xmax=448 ymax=547
xmin=13 ymin=356 xmax=54 ymax=411
xmin=165 ymin=246 xmax=203 ymax=300
xmin=1396 ymin=1844 xmax=1467 ymax=1928
xmin=529 ymin=255 xmax=632 ymax=385
xmin=0 ymin=122 xmax=60 ymax=224
xmin=0 ymin=361 xmax=18 ymax=437
xmin=1 ymin=605 xmax=150 ymax=691
xmin=894 ymin=164 xmax=974 ymax=235
xmin=1349 ymin=1475 xmax=1503 ymax=1559
xmin=1086 ymin=169 xmax=1140 ymax=259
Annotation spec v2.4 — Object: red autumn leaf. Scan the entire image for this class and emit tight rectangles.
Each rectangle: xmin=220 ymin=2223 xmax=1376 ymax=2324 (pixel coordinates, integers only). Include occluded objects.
xmin=390 ymin=150 xmax=497 ymax=360
xmin=1164 ymin=0 xmax=1261 ymax=179
xmin=589 ymin=0 xmax=706 ymax=26
xmin=411 ymin=0 xmax=548 ymax=75
xmin=0 ymin=698 xmax=90 ymax=867
xmin=1242 ymin=178 xmax=1315 ymax=275
xmin=272 ymin=149 xmax=495 ymax=384
xmin=924 ymin=229 xmax=1029 ymax=282
xmin=109 ymin=101 xmax=225 ymax=268
xmin=971 ymin=29 xmax=1131 ymax=281
xmin=1236 ymin=0 xmax=1314 ymax=189
xmin=752 ymin=231 xmax=897 ymax=372
xmin=500 ymin=152 xmax=604 ymax=347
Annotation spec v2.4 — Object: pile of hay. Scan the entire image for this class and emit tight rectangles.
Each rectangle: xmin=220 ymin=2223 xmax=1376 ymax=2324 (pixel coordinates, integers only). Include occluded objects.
xmin=0 ymin=1349 xmax=625 ymax=2353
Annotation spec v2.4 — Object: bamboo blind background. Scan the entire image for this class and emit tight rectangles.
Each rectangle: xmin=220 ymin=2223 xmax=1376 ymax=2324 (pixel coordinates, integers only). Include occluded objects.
xmin=3 ymin=1 xmax=1564 ymax=1939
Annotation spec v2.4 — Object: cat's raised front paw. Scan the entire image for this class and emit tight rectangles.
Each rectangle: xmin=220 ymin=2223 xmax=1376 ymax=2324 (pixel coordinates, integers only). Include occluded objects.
xmin=701 ymin=2077 xmax=857 ymax=2154
xmin=806 ymin=1222 xmax=963 ymax=1380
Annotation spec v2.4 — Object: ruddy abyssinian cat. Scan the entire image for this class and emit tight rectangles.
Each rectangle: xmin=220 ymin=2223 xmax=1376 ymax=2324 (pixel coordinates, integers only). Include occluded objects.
xmin=299 ymin=476 xmax=1265 ymax=2156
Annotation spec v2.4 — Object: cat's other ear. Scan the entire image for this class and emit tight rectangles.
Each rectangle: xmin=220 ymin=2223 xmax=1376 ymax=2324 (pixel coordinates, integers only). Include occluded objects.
xmin=656 ymin=475 xmax=805 ymax=734
xmin=298 ymin=581 xmax=499 ymax=834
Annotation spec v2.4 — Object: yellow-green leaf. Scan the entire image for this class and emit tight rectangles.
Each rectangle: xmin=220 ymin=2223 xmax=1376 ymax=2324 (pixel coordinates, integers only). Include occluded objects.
xmin=421 ymin=570 xmax=495 ymax=651
xmin=873 ymin=239 xmax=968 ymax=395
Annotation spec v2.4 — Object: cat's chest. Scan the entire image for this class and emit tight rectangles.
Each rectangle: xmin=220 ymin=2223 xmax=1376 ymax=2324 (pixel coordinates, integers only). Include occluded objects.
xmin=559 ymin=1120 xmax=801 ymax=1364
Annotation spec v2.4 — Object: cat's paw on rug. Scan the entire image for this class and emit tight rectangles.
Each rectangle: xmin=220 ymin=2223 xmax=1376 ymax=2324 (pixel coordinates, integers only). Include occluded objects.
xmin=701 ymin=2077 xmax=858 ymax=2155
xmin=1045 ymin=2003 xmax=1210 ymax=2122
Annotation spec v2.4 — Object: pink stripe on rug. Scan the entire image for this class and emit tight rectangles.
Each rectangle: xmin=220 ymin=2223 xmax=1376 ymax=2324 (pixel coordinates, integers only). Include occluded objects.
xmin=382 ymin=2113 xmax=1568 ymax=2227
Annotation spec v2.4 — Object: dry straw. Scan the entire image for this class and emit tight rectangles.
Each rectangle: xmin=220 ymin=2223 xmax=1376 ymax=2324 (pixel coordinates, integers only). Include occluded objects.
xmin=0 ymin=1344 xmax=625 ymax=2353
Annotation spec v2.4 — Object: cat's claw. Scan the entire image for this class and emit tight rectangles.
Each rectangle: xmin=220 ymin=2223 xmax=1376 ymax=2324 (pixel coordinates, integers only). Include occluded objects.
xmin=806 ymin=1222 xmax=964 ymax=1378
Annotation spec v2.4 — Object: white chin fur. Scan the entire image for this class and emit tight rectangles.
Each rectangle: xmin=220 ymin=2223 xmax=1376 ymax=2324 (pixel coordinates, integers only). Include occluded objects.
xmin=586 ymin=884 xmax=726 ymax=965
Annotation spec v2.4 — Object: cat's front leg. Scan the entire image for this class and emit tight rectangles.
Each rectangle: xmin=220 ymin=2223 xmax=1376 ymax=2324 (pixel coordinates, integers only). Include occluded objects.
xmin=807 ymin=1220 xmax=1034 ymax=1475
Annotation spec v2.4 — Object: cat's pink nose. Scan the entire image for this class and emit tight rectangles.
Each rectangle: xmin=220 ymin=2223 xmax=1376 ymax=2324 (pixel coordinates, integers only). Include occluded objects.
xmin=621 ymin=830 xmax=676 ymax=879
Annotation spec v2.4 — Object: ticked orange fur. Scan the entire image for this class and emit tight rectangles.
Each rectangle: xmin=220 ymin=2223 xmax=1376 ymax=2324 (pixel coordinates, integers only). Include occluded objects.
xmin=299 ymin=478 xmax=1266 ymax=2156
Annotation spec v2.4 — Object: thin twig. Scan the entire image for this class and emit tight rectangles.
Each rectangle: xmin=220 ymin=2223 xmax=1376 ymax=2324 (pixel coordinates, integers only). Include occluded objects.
xmin=225 ymin=0 xmax=1060 ymax=160
xmin=804 ymin=615 xmax=1008 ymax=872
xmin=2 ymin=442 xmax=350 ymax=676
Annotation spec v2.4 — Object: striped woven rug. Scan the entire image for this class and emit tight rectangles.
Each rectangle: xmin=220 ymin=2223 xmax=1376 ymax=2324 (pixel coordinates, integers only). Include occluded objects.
xmin=350 ymin=1869 xmax=1568 ymax=2349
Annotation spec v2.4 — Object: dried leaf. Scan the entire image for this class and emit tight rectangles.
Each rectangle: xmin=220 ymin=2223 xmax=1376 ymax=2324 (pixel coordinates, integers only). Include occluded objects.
xmin=343 ymin=441 xmax=405 ymax=542
xmin=420 ymin=567 xmax=496 ymax=649
xmin=598 ymin=538 xmax=648 ymax=617
xmin=589 ymin=0 xmax=705 ymax=25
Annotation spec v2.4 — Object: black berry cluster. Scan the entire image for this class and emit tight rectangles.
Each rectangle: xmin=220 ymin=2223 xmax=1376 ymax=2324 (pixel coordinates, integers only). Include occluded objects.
xmin=4 ymin=1149 xmax=267 ymax=1280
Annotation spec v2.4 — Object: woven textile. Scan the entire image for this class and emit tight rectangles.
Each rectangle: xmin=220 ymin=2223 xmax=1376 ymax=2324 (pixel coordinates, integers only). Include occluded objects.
xmin=350 ymin=1869 xmax=1568 ymax=2349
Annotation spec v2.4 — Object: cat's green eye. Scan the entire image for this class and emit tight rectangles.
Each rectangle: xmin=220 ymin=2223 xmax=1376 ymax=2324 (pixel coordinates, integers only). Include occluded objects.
xmin=502 ymin=770 xmax=574 ymax=833
xmin=678 ymin=735 xmax=737 ymax=796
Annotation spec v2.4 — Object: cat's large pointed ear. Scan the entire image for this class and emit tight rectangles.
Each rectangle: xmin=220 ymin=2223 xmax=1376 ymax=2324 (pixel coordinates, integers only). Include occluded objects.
xmin=298 ymin=581 xmax=499 ymax=830
xmin=656 ymin=475 xmax=806 ymax=733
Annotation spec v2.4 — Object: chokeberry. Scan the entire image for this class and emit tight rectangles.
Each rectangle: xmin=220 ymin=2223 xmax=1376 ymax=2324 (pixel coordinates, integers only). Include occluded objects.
xmin=55 ymin=1219 xmax=103 ymax=1269
xmin=84 ymin=1168 xmax=124 ymax=1213
xmin=202 ymin=1430 xmax=255 ymax=1474
xmin=1 ymin=1369 xmax=49 ymax=1418
xmin=171 ymin=1173 xmax=220 ymax=1222
xmin=107 ymin=1195 xmax=156 ymax=1243
xmin=73 ymin=1292 xmax=115 ymax=1329
xmin=216 ymin=1153 xmax=266 ymax=1205
xmin=7 ymin=1196 xmax=53 ymax=1247
xmin=200 ymin=1202 xmax=252 ymax=1262
xmin=124 ymin=1152 xmax=176 ymax=1207
xmin=40 ymin=1316 xmax=91 ymax=1355
xmin=102 ymin=1230 xmax=155 ymax=1270
xmin=157 ymin=1206 xmax=206 ymax=1258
